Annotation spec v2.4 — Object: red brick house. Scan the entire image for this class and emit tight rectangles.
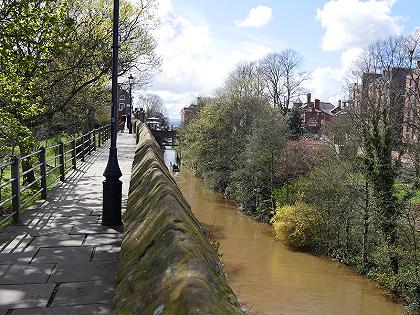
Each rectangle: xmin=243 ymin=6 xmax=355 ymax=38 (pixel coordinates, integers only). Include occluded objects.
xmin=297 ymin=94 xmax=339 ymax=134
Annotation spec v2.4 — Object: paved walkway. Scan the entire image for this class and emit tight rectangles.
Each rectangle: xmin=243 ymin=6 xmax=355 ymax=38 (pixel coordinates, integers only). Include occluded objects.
xmin=0 ymin=132 xmax=135 ymax=315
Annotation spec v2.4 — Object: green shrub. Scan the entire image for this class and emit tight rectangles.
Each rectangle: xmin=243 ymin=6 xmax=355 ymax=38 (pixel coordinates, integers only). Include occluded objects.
xmin=270 ymin=202 xmax=323 ymax=248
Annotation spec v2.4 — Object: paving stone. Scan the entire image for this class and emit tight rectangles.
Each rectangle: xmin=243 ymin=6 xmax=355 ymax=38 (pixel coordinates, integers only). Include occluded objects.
xmin=22 ymin=217 xmax=54 ymax=227
xmin=89 ymin=210 xmax=103 ymax=216
xmin=0 ymin=264 xmax=55 ymax=285
xmin=52 ymin=209 xmax=92 ymax=217
xmin=0 ymin=283 xmax=55 ymax=310
xmin=0 ymin=134 xmax=132 ymax=310
xmin=70 ymin=224 xmax=121 ymax=235
xmin=92 ymin=245 xmax=120 ymax=262
xmin=0 ymin=251 xmax=36 ymax=265
xmin=32 ymin=247 xmax=93 ymax=264
xmin=30 ymin=226 xmax=74 ymax=237
xmin=51 ymin=280 xmax=115 ymax=307
xmin=0 ymin=234 xmax=34 ymax=254
xmin=48 ymin=261 xmax=117 ymax=283
xmin=30 ymin=235 xmax=84 ymax=248
xmin=9 ymin=303 xmax=112 ymax=315
xmin=49 ymin=200 xmax=79 ymax=208
xmin=52 ymin=216 xmax=99 ymax=225
xmin=83 ymin=234 xmax=121 ymax=246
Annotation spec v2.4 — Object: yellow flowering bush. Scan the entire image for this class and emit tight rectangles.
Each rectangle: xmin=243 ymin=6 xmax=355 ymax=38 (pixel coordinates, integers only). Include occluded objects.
xmin=270 ymin=202 xmax=322 ymax=248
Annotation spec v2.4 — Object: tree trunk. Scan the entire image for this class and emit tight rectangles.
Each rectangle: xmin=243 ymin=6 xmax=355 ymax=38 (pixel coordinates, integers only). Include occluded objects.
xmin=19 ymin=145 xmax=36 ymax=185
xmin=362 ymin=181 xmax=370 ymax=273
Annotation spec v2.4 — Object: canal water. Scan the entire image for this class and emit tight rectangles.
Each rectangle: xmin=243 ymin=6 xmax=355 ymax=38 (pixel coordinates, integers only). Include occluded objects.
xmin=164 ymin=148 xmax=405 ymax=315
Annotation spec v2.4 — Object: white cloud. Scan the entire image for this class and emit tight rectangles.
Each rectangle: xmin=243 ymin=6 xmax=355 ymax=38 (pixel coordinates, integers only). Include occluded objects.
xmin=148 ymin=1 xmax=272 ymax=118
xmin=316 ymin=0 xmax=403 ymax=51
xmin=156 ymin=0 xmax=173 ymax=18
xmin=236 ymin=5 xmax=273 ymax=29
xmin=305 ymin=48 xmax=363 ymax=103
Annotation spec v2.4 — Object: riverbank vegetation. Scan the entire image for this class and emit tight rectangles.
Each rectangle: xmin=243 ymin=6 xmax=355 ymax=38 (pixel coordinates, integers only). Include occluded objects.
xmin=179 ymin=34 xmax=420 ymax=312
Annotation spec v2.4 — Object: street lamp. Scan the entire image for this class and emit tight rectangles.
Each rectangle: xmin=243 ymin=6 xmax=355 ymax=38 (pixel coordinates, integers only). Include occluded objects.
xmin=128 ymin=74 xmax=134 ymax=134
xmin=102 ymin=0 xmax=122 ymax=226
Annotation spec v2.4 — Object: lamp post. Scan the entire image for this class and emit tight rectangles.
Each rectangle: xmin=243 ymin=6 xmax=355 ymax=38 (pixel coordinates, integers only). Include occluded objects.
xmin=102 ymin=0 xmax=122 ymax=226
xmin=128 ymin=74 xmax=134 ymax=134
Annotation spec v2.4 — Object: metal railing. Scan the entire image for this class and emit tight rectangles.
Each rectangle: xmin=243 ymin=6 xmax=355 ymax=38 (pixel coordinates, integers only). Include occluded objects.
xmin=0 ymin=125 xmax=111 ymax=226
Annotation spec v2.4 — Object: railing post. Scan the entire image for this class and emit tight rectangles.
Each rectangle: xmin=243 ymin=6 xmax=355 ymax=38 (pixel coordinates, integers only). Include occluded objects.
xmin=81 ymin=134 xmax=85 ymax=162
xmin=72 ymin=139 xmax=77 ymax=169
xmin=88 ymin=131 xmax=92 ymax=155
xmin=59 ymin=142 xmax=65 ymax=181
xmin=93 ymin=129 xmax=97 ymax=151
xmin=11 ymin=156 xmax=20 ymax=224
xmin=39 ymin=147 xmax=47 ymax=199
xmin=98 ymin=128 xmax=102 ymax=148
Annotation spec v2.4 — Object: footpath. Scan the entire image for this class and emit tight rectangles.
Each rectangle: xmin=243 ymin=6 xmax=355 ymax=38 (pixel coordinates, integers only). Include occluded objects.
xmin=0 ymin=132 xmax=135 ymax=315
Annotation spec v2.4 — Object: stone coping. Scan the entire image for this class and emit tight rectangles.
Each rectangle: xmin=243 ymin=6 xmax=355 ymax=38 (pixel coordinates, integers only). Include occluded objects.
xmin=113 ymin=123 xmax=242 ymax=314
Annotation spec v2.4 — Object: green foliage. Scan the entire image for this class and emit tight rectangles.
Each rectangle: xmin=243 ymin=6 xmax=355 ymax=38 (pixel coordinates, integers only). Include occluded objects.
xmin=271 ymin=203 xmax=323 ymax=248
xmin=0 ymin=0 xmax=71 ymax=152
xmin=179 ymin=95 xmax=289 ymax=218
xmin=287 ymin=107 xmax=303 ymax=139
xmin=0 ymin=0 xmax=159 ymax=157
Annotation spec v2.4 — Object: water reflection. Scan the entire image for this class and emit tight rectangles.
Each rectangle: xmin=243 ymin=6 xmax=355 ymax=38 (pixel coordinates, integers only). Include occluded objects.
xmin=164 ymin=148 xmax=405 ymax=315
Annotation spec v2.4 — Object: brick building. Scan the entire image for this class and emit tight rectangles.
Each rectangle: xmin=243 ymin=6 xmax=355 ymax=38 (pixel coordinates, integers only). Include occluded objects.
xmin=117 ymin=84 xmax=131 ymax=114
xmin=181 ymin=104 xmax=198 ymax=125
xmin=297 ymin=93 xmax=341 ymax=134
xmin=180 ymin=97 xmax=212 ymax=125
xmin=350 ymin=68 xmax=411 ymax=146
xmin=403 ymin=61 xmax=420 ymax=143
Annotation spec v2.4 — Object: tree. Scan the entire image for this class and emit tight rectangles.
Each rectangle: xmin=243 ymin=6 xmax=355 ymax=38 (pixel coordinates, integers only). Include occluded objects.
xmin=260 ymin=53 xmax=285 ymax=109
xmin=241 ymin=108 xmax=289 ymax=214
xmin=222 ymin=61 xmax=266 ymax=101
xmin=0 ymin=0 xmax=72 ymax=181
xmin=137 ymin=93 xmax=168 ymax=124
xmin=260 ymin=49 xmax=308 ymax=114
xmin=351 ymin=36 xmax=408 ymax=275
xmin=31 ymin=0 xmax=160 ymax=132
xmin=288 ymin=107 xmax=303 ymax=139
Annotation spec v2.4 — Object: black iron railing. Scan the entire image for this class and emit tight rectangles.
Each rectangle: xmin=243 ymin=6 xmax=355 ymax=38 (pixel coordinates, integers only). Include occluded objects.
xmin=0 ymin=125 xmax=111 ymax=226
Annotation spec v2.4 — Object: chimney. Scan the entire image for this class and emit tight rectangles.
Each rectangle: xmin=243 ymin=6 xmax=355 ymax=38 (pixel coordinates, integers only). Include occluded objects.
xmin=307 ymin=93 xmax=311 ymax=106
xmin=315 ymin=99 xmax=320 ymax=110
xmin=338 ymin=100 xmax=342 ymax=108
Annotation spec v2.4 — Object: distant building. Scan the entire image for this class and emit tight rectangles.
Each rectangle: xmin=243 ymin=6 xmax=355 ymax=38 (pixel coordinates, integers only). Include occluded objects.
xmin=297 ymin=93 xmax=341 ymax=134
xmin=118 ymin=84 xmax=130 ymax=114
xmin=146 ymin=117 xmax=161 ymax=130
xmin=181 ymin=104 xmax=198 ymax=125
xmin=180 ymin=97 xmax=213 ymax=125
xmin=403 ymin=61 xmax=420 ymax=144
xmin=351 ymin=68 xmax=411 ymax=146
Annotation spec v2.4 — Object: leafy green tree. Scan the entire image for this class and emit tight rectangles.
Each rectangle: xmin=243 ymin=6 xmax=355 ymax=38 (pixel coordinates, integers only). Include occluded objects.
xmin=231 ymin=108 xmax=289 ymax=219
xmin=287 ymin=107 xmax=303 ymax=139
xmin=33 ymin=0 xmax=160 ymax=133
xmin=0 ymin=0 xmax=72 ymax=181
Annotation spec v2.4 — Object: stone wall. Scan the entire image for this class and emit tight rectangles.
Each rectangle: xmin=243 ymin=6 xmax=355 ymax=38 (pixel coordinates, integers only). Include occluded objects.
xmin=113 ymin=122 xmax=242 ymax=315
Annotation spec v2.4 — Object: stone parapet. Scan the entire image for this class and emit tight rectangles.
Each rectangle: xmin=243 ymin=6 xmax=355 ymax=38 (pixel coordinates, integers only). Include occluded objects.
xmin=113 ymin=122 xmax=242 ymax=314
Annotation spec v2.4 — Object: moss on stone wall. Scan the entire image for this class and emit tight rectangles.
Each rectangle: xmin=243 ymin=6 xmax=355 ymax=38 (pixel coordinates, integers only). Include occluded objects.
xmin=113 ymin=123 xmax=243 ymax=315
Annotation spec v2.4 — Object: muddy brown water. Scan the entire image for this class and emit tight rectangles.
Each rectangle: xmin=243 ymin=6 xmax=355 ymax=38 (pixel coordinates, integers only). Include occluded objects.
xmin=164 ymin=149 xmax=405 ymax=315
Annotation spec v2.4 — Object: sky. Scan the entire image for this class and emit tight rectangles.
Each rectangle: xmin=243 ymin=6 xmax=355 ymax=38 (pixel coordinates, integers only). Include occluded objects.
xmin=135 ymin=0 xmax=420 ymax=119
